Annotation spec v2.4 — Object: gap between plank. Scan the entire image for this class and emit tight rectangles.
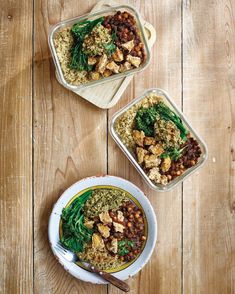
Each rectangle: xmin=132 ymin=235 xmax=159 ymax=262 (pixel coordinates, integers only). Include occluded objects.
xmin=181 ymin=1 xmax=184 ymax=294
xmin=32 ymin=0 xmax=35 ymax=292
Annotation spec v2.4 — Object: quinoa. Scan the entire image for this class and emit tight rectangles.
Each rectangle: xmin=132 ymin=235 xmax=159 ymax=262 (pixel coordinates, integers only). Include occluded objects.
xmin=84 ymin=188 xmax=129 ymax=218
xmin=154 ymin=117 xmax=183 ymax=148
xmin=53 ymin=27 xmax=89 ymax=85
xmin=83 ymin=24 xmax=112 ymax=56
xmin=78 ymin=244 xmax=124 ymax=270
xmin=114 ymin=93 xmax=163 ymax=150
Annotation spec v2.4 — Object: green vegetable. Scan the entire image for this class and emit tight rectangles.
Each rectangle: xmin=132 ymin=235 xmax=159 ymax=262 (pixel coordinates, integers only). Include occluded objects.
xmin=60 ymin=190 xmax=93 ymax=253
xmin=103 ymin=31 xmax=117 ymax=55
xmin=104 ymin=42 xmax=116 ymax=55
xmin=154 ymin=102 xmax=188 ymax=141
xmin=135 ymin=102 xmax=189 ymax=140
xmin=160 ymin=147 xmax=182 ymax=161
xmin=118 ymin=239 xmax=134 ymax=256
xmin=69 ymin=17 xmax=104 ymax=71
xmin=135 ymin=107 xmax=158 ymax=136
xmin=111 ymin=31 xmax=118 ymax=41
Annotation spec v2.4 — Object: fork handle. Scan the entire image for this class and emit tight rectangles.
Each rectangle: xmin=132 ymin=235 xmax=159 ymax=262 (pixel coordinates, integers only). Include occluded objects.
xmin=89 ymin=265 xmax=130 ymax=292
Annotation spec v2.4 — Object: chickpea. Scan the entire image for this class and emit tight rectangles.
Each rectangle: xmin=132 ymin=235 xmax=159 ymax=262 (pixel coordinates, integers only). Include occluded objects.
xmin=176 ymin=170 xmax=181 ymax=176
xmin=141 ymin=235 xmax=146 ymax=241
xmin=167 ymin=174 xmax=172 ymax=181
xmin=127 ymin=207 xmax=132 ymax=212
xmin=123 ymin=12 xmax=128 ymax=18
xmin=190 ymin=160 xmax=196 ymax=166
xmin=127 ymin=222 xmax=132 ymax=228
xmin=129 ymin=214 xmax=134 ymax=219
xmin=135 ymin=212 xmax=140 ymax=218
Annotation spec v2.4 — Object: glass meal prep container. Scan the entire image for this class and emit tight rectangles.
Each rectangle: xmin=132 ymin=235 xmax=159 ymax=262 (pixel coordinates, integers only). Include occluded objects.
xmin=109 ymin=88 xmax=208 ymax=192
xmin=48 ymin=5 xmax=151 ymax=91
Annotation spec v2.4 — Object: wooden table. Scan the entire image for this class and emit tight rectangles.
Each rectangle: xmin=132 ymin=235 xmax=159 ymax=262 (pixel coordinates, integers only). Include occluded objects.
xmin=0 ymin=0 xmax=234 ymax=293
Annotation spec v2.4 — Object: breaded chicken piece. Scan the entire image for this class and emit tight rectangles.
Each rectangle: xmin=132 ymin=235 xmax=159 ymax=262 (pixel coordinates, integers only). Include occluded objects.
xmin=117 ymin=211 xmax=124 ymax=222
xmin=92 ymin=233 xmax=105 ymax=250
xmin=90 ymin=72 xmax=100 ymax=80
xmin=148 ymin=144 xmax=164 ymax=156
xmin=136 ymin=147 xmax=148 ymax=164
xmin=106 ymin=61 xmax=120 ymax=73
xmin=113 ymin=222 xmax=125 ymax=233
xmin=121 ymin=40 xmax=135 ymax=52
xmin=97 ymin=224 xmax=110 ymax=238
xmin=119 ymin=61 xmax=132 ymax=73
xmin=144 ymin=154 xmax=161 ymax=169
xmin=148 ymin=168 xmax=168 ymax=185
xmin=88 ymin=56 xmax=97 ymax=65
xmin=126 ymin=55 xmax=141 ymax=67
xmin=148 ymin=167 xmax=161 ymax=182
xmin=161 ymin=156 xmax=171 ymax=172
xmin=106 ymin=238 xmax=118 ymax=254
xmin=144 ymin=137 xmax=156 ymax=146
xmin=112 ymin=47 xmax=124 ymax=62
xmin=103 ymin=69 xmax=112 ymax=77
xmin=84 ymin=220 xmax=94 ymax=229
xmin=132 ymin=130 xmax=145 ymax=147
xmin=96 ymin=54 xmax=108 ymax=74
xmin=99 ymin=211 xmax=112 ymax=224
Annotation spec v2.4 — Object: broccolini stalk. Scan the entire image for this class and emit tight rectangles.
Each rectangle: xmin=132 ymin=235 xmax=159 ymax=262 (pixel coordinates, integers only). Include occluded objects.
xmin=60 ymin=190 xmax=93 ymax=253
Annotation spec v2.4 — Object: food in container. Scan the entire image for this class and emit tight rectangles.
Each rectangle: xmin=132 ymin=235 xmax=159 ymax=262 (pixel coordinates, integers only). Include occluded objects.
xmin=49 ymin=6 xmax=150 ymax=90
xmin=60 ymin=187 xmax=147 ymax=271
xmin=110 ymin=89 xmax=208 ymax=191
xmin=49 ymin=176 xmax=157 ymax=283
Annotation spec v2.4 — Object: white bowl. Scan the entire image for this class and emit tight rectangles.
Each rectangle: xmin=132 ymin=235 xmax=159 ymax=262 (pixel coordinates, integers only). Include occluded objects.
xmin=48 ymin=175 xmax=157 ymax=284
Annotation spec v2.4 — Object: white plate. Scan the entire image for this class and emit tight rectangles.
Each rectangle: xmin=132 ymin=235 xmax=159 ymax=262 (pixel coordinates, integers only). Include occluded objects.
xmin=48 ymin=175 xmax=157 ymax=284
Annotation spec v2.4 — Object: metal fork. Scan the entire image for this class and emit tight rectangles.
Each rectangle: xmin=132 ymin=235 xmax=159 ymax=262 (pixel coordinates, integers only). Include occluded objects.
xmin=54 ymin=243 xmax=130 ymax=292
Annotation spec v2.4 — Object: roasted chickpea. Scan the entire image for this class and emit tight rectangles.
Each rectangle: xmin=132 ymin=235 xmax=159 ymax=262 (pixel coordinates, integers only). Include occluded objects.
xmin=141 ymin=235 xmax=146 ymax=241
xmin=176 ymin=170 xmax=181 ymax=176
xmin=135 ymin=212 xmax=140 ymax=218
xmin=127 ymin=222 xmax=132 ymax=228
xmin=123 ymin=12 xmax=128 ymax=18
xmin=167 ymin=175 xmax=172 ymax=181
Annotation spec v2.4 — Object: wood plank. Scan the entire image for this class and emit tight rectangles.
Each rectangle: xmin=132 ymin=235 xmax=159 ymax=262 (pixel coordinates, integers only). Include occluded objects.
xmin=0 ymin=0 xmax=33 ymax=293
xmin=33 ymin=1 xmax=107 ymax=293
xmin=108 ymin=0 xmax=183 ymax=293
xmin=182 ymin=0 xmax=235 ymax=293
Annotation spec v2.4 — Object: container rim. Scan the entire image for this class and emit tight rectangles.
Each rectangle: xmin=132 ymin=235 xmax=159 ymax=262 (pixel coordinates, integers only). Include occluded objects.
xmin=109 ymin=87 xmax=208 ymax=192
xmin=48 ymin=4 xmax=151 ymax=91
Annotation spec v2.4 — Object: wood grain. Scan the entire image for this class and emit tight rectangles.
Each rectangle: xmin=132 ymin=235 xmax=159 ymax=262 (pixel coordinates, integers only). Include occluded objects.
xmin=108 ymin=1 xmax=183 ymax=293
xmin=0 ymin=0 xmax=234 ymax=293
xmin=182 ymin=0 xmax=235 ymax=293
xmin=33 ymin=0 xmax=107 ymax=293
xmin=0 ymin=0 xmax=33 ymax=293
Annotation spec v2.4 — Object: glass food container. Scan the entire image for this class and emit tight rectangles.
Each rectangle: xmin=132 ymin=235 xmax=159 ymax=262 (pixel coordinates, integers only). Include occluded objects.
xmin=48 ymin=5 xmax=151 ymax=91
xmin=109 ymin=88 xmax=208 ymax=192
